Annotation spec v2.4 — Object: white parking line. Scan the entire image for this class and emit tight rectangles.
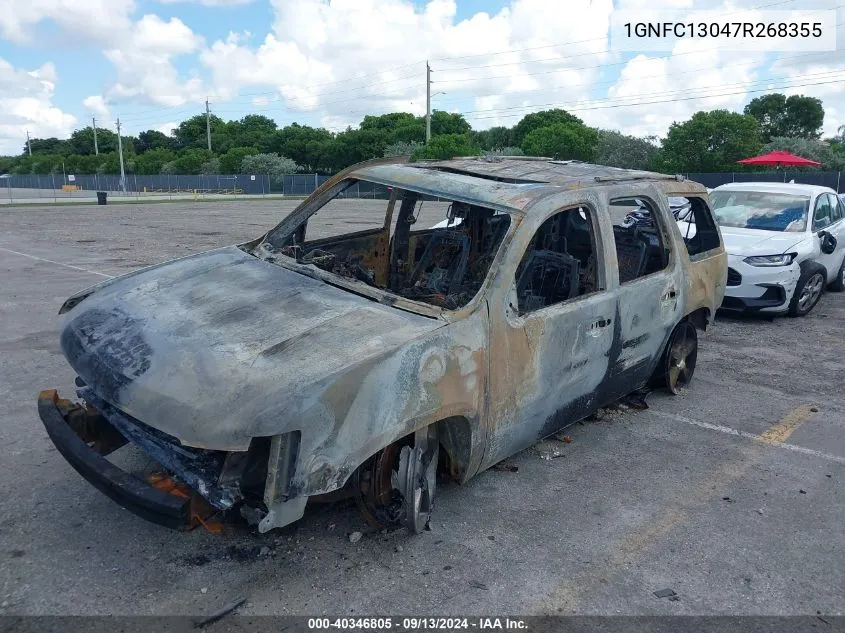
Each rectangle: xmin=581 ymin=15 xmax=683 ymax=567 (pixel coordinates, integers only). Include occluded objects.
xmin=0 ymin=247 xmax=113 ymax=279
xmin=649 ymin=408 xmax=845 ymax=464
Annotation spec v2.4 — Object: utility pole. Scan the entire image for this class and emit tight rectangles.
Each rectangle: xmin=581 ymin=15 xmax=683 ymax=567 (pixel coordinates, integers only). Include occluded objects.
xmin=26 ymin=130 xmax=32 ymax=156
xmin=92 ymin=117 xmax=99 ymax=155
xmin=425 ymin=61 xmax=431 ymax=144
xmin=205 ymin=98 xmax=212 ymax=151
xmin=116 ymin=118 xmax=126 ymax=194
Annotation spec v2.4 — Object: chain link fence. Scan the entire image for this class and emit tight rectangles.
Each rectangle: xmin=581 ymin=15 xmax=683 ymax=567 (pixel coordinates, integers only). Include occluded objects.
xmin=1 ymin=170 xmax=842 ymax=204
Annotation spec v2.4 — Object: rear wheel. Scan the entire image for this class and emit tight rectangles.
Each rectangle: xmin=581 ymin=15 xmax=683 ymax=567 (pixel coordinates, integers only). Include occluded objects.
xmin=659 ymin=321 xmax=698 ymax=395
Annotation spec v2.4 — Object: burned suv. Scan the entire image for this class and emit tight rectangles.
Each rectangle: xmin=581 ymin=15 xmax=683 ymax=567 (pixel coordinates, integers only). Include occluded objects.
xmin=39 ymin=157 xmax=726 ymax=534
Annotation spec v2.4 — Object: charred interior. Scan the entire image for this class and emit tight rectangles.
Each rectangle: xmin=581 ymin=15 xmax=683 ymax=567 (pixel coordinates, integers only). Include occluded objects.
xmin=271 ymin=181 xmax=511 ymax=310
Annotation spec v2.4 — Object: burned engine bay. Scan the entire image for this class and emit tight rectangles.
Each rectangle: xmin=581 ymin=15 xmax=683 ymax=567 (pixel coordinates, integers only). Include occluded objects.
xmin=273 ymin=186 xmax=511 ymax=310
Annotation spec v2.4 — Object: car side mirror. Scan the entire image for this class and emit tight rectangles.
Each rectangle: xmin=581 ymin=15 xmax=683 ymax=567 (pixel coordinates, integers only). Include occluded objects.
xmin=819 ymin=230 xmax=837 ymax=255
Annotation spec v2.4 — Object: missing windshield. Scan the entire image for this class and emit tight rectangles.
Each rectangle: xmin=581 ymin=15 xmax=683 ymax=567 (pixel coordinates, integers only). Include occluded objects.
xmin=710 ymin=191 xmax=809 ymax=232
xmin=259 ymin=179 xmax=511 ymax=310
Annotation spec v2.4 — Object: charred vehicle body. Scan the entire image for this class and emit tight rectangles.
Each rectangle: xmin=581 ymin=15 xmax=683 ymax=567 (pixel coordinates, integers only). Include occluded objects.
xmin=39 ymin=157 xmax=727 ymax=533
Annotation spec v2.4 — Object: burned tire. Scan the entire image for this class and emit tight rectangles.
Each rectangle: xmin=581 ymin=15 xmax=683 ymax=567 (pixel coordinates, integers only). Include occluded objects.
xmin=789 ymin=266 xmax=825 ymax=316
xmin=658 ymin=321 xmax=698 ymax=395
xmin=353 ymin=425 xmax=438 ymax=534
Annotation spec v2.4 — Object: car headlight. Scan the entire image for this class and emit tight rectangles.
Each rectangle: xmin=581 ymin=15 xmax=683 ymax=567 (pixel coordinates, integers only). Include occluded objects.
xmin=742 ymin=253 xmax=796 ymax=267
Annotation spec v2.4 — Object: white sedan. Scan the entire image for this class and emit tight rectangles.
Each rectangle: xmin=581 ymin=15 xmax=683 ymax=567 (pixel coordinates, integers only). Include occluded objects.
xmin=707 ymin=182 xmax=845 ymax=316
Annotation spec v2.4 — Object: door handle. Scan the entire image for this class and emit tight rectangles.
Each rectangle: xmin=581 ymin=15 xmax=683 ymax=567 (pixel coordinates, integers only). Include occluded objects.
xmin=662 ymin=288 xmax=677 ymax=301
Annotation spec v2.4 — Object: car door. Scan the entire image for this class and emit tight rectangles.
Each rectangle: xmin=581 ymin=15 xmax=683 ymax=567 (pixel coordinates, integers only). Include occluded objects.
xmin=604 ymin=185 xmax=685 ymax=398
xmin=482 ymin=200 xmax=617 ymax=469
xmin=822 ymin=193 xmax=845 ymax=281
xmin=811 ymin=193 xmax=840 ymax=283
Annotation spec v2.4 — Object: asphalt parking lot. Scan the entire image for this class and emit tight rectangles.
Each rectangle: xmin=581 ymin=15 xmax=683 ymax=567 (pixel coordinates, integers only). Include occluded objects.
xmin=0 ymin=199 xmax=842 ymax=617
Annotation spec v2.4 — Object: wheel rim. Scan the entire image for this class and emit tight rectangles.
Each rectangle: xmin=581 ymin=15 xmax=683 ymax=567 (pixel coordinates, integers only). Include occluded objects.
xmin=798 ymin=273 xmax=824 ymax=311
xmin=400 ymin=426 xmax=438 ymax=534
xmin=666 ymin=323 xmax=697 ymax=395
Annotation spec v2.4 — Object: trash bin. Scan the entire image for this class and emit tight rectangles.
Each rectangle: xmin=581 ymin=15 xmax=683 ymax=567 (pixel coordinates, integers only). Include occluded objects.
xmin=97 ymin=191 xmax=107 ymax=205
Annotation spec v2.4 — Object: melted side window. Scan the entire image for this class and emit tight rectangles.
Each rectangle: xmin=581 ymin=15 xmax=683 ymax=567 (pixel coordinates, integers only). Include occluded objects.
xmin=609 ymin=197 xmax=670 ymax=283
xmin=674 ymin=196 xmax=721 ymax=257
xmin=514 ymin=206 xmax=600 ymax=315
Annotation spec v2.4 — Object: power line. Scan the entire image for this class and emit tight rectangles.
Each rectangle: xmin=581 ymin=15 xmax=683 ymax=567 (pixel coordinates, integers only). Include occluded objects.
xmin=450 ymin=61 xmax=845 ymax=117
xmin=467 ymin=76 xmax=845 ymax=122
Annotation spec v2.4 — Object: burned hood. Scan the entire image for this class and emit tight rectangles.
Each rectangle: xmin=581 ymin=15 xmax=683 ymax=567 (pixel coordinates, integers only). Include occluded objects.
xmin=60 ymin=246 xmax=444 ymax=450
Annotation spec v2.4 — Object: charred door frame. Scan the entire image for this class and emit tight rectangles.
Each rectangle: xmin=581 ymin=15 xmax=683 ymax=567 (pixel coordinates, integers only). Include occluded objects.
xmin=599 ymin=183 xmax=685 ymax=397
xmin=481 ymin=189 xmax=617 ymax=469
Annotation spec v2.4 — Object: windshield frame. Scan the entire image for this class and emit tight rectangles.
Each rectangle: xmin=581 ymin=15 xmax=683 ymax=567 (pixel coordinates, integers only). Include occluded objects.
xmin=710 ymin=189 xmax=810 ymax=233
xmin=251 ymin=178 xmax=518 ymax=319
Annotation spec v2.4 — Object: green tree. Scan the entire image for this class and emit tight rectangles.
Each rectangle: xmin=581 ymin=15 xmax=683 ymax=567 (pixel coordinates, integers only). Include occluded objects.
xmin=521 ymin=123 xmax=599 ymax=161
xmin=472 ymin=126 xmax=515 ymax=150
xmin=134 ymin=148 xmax=176 ymax=174
xmin=513 ymin=109 xmax=584 ymax=145
xmin=200 ymin=158 xmax=221 ymax=174
xmin=27 ymin=138 xmax=73 ymax=156
xmin=430 ymin=111 xmax=472 ymax=136
xmin=220 ymin=147 xmax=258 ymax=173
xmin=240 ymin=153 xmax=299 ymax=187
xmin=411 ymin=134 xmax=480 ymax=161
xmin=134 ymin=130 xmax=174 ymax=153
xmin=70 ymin=127 xmax=119 ymax=155
xmin=595 ymin=130 xmax=659 ymax=170
xmin=173 ymin=148 xmax=215 ymax=174
xmin=270 ymin=124 xmax=333 ymax=172
xmin=361 ymin=112 xmax=417 ymax=132
xmin=383 ymin=141 xmax=422 ymax=157
xmin=660 ymin=110 xmax=762 ymax=172
xmin=173 ymin=114 xmax=227 ymax=149
xmin=227 ymin=115 xmax=278 ymax=152
xmin=744 ymin=93 xmax=824 ymax=142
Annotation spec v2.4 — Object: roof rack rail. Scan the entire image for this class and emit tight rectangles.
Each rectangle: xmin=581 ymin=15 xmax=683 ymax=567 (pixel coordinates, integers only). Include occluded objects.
xmin=593 ymin=173 xmax=686 ymax=183
xmin=443 ymin=155 xmax=553 ymax=162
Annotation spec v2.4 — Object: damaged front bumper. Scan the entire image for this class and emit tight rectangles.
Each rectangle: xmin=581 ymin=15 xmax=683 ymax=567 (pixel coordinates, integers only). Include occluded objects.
xmin=37 ymin=387 xmax=308 ymax=532
xmin=38 ymin=389 xmax=196 ymax=530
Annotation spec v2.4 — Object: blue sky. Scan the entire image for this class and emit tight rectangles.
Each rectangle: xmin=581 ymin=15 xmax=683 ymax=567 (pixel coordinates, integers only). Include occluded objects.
xmin=0 ymin=0 xmax=841 ymax=154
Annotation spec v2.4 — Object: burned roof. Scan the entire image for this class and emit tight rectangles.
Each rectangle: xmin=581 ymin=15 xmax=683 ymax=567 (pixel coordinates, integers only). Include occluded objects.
xmin=411 ymin=157 xmax=680 ymax=185
xmin=351 ymin=157 xmax=694 ymax=214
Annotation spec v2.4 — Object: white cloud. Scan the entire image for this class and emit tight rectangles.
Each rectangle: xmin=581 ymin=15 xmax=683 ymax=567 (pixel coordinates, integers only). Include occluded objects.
xmin=0 ymin=58 xmax=76 ymax=154
xmin=200 ymin=0 xmax=615 ymax=131
xmin=83 ymin=95 xmax=109 ymax=117
xmin=103 ymin=15 xmax=206 ymax=107
xmin=158 ymin=0 xmax=253 ymax=5
xmin=0 ymin=0 xmax=135 ymax=45
xmin=3 ymin=0 xmax=844 ymax=152
xmin=155 ymin=122 xmax=178 ymax=136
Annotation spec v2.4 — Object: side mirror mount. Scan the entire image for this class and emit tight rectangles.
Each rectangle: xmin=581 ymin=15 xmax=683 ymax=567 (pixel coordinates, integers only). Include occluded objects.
xmin=819 ymin=230 xmax=837 ymax=255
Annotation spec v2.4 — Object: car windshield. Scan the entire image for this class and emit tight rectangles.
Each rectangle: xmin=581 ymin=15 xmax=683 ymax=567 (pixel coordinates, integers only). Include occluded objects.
xmin=256 ymin=179 xmax=511 ymax=311
xmin=710 ymin=190 xmax=809 ymax=232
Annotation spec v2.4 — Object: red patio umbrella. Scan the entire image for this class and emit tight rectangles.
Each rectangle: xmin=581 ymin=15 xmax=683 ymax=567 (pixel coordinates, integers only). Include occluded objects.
xmin=737 ymin=150 xmax=821 ymax=167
